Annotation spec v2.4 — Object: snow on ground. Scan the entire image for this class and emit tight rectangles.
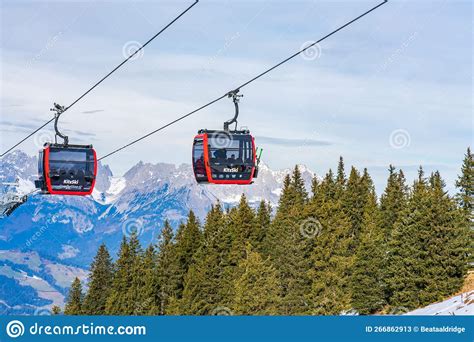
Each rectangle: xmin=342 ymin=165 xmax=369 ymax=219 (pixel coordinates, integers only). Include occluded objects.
xmin=408 ymin=291 xmax=474 ymax=315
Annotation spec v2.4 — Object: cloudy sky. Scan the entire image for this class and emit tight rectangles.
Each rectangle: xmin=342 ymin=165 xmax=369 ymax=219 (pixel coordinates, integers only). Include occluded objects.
xmin=1 ymin=0 xmax=472 ymax=193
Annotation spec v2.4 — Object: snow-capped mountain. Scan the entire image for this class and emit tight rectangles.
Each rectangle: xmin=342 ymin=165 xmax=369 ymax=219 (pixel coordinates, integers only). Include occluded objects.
xmin=0 ymin=150 xmax=314 ymax=314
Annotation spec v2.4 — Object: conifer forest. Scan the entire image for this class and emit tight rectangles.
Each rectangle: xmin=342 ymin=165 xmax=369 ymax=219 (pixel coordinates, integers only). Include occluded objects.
xmin=63 ymin=148 xmax=473 ymax=316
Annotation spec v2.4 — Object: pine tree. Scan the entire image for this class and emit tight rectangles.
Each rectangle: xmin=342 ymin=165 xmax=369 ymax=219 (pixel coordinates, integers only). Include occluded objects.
xmin=380 ymin=165 xmax=408 ymax=241
xmin=233 ymin=245 xmax=281 ymax=315
xmin=264 ymin=166 xmax=311 ymax=314
xmin=291 ymin=165 xmax=308 ymax=206
xmin=456 ymin=147 xmax=474 ymax=225
xmin=64 ymin=277 xmax=83 ymax=315
xmin=136 ymin=245 xmax=160 ymax=315
xmin=228 ymin=195 xmax=258 ymax=265
xmin=127 ymin=232 xmax=144 ymax=314
xmin=305 ymin=169 xmax=353 ymax=314
xmin=320 ymin=169 xmax=336 ymax=200
xmin=105 ymin=236 xmax=134 ymax=314
xmin=156 ymin=220 xmax=180 ymax=315
xmin=255 ymin=201 xmax=271 ymax=255
xmin=343 ymin=167 xmax=373 ymax=251
xmin=420 ymin=171 xmax=471 ymax=303
xmin=178 ymin=204 xmax=233 ymax=314
xmin=210 ymin=195 xmax=266 ymax=308
xmin=276 ymin=174 xmax=293 ymax=216
xmin=386 ymin=167 xmax=428 ymax=309
xmin=173 ymin=211 xmax=202 ymax=299
xmin=335 ymin=156 xmax=346 ymax=199
xmin=455 ymin=147 xmax=474 ymax=268
xmin=350 ymin=180 xmax=385 ymax=314
xmin=82 ymin=244 xmax=114 ymax=315
xmin=385 ymin=168 xmax=469 ymax=309
xmin=310 ymin=176 xmax=321 ymax=202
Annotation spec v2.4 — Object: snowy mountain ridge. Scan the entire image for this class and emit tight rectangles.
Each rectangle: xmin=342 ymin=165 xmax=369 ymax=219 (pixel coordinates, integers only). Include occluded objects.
xmin=0 ymin=150 xmax=316 ymax=314
xmin=0 ymin=150 xmax=314 ymax=263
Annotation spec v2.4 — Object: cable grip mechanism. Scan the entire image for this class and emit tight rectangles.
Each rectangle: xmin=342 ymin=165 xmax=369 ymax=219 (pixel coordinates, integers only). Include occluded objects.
xmin=50 ymin=103 xmax=68 ymax=145
xmin=224 ymin=89 xmax=244 ymax=132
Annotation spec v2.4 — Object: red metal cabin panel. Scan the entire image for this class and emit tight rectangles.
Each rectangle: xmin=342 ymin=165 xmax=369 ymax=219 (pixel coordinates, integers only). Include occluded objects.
xmin=43 ymin=146 xmax=97 ymax=196
xmin=193 ymin=132 xmax=256 ymax=185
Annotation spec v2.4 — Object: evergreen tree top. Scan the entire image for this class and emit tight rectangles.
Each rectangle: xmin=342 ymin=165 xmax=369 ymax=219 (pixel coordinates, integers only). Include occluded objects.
xmin=388 ymin=164 xmax=396 ymax=175
xmin=348 ymin=166 xmax=360 ymax=183
xmin=336 ymin=156 xmax=346 ymax=185
xmin=455 ymin=147 xmax=473 ymax=212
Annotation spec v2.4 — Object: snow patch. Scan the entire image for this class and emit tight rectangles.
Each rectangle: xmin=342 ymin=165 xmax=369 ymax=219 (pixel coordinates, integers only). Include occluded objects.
xmin=57 ymin=245 xmax=79 ymax=260
xmin=105 ymin=177 xmax=126 ymax=201
xmin=408 ymin=291 xmax=474 ymax=316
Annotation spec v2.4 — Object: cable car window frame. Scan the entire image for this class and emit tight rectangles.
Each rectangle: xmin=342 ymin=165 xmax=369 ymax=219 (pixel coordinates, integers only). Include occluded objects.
xmin=42 ymin=145 xmax=97 ymax=196
xmin=48 ymin=148 xmax=95 ymax=177
xmin=192 ymin=137 xmax=208 ymax=182
xmin=207 ymin=135 xmax=253 ymax=166
xmin=204 ymin=132 xmax=256 ymax=184
xmin=48 ymin=149 xmax=92 ymax=162
xmin=38 ymin=151 xmax=44 ymax=177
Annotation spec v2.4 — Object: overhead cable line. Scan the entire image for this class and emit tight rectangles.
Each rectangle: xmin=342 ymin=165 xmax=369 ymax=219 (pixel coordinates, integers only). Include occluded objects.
xmin=99 ymin=0 xmax=388 ymax=161
xmin=1 ymin=0 xmax=199 ymax=157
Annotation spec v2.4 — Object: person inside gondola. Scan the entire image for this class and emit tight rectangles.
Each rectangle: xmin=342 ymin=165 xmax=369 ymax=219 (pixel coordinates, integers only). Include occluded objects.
xmin=195 ymin=155 xmax=206 ymax=176
xmin=214 ymin=148 xmax=227 ymax=161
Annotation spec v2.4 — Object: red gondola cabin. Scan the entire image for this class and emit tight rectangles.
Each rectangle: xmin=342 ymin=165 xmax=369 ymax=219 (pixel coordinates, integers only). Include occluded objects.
xmin=192 ymin=130 xmax=257 ymax=184
xmin=35 ymin=143 xmax=97 ymax=195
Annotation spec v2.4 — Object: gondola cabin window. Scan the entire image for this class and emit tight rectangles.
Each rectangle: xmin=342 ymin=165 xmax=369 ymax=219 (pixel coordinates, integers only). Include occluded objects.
xmin=36 ymin=144 xmax=97 ymax=195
